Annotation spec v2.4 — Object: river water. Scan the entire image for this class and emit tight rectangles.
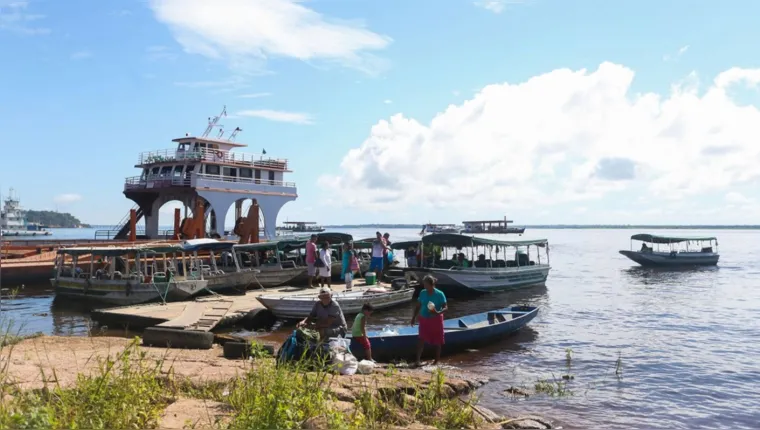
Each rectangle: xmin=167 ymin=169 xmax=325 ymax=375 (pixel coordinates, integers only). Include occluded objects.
xmin=2 ymin=227 xmax=759 ymax=428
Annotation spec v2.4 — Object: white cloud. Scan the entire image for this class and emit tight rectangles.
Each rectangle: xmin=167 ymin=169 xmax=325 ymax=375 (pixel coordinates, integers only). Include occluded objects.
xmin=474 ymin=0 xmax=529 ymax=14
xmin=237 ymin=92 xmax=272 ymax=99
xmin=70 ymin=50 xmax=93 ymax=60
xmin=725 ymin=191 xmax=752 ymax=205
xmin=0 ymin=1 xmax=49 ymax=35
xmin=320 ymin=62 xmax=760 ymax=216
xmin=237 ymin=109 xmax=314 ymax=125
xmin=663 ymin=45 xmax=689 ymax=62
xmin=383 ymin=99 xmax=393 ymax=104
xmin=149 ymin=0 xmax=391 ymax=74
xmin=54 ymin=194 xmax=82 ymax=204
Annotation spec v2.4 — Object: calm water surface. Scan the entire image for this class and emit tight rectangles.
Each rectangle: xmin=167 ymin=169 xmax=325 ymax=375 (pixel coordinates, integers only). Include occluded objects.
xmin=2 ymin=227 xmax=760 ymax=428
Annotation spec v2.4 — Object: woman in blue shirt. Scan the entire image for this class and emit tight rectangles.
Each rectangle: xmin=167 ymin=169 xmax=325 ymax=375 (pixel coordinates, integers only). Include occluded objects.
xmin=410 ymin=275 xmax=448 ymax=366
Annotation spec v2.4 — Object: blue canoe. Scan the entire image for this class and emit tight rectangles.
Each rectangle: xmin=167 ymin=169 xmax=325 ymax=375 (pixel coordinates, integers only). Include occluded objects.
xmin=348 ymin=305 xmax=539 ymax=361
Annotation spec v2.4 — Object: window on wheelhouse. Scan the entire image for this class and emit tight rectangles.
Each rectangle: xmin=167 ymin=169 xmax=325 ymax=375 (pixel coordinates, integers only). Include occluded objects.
xmin=205 ymin=164 xmax=220 ymax=175
xmin=172 ymin=165 xmax=183 ymax=178
xmin=268 ymin=170 xmax=275 ymax=182
xmin=159 ymin=166 xmax=172 ymax=177
xmin=240 ymin=168 xmax=253 ymax=179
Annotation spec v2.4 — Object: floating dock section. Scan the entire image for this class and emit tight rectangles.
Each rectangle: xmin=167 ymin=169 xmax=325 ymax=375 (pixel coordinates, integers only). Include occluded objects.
xmin=90 ymin=282 xmax=385 ymax=331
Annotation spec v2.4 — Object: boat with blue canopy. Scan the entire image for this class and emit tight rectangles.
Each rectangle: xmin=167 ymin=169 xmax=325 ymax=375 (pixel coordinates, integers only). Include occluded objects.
xmin=348 ymin=305 xmax=539 ymax=361
xmin=619 ymin=234 xmax=720 ymax=267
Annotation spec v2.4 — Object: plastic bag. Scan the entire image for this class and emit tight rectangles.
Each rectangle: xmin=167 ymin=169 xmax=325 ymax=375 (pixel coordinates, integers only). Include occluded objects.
xmin=332 ymin=352 xmax=358 ymax=375
xmin=328 ymin=337 xmax=351 ymax=352
xmin=357 ymin=359 xmax=377 ymax=375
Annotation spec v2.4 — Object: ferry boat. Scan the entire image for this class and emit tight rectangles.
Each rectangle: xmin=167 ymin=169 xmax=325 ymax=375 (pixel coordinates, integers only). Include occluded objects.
xmin=276 ymin=221 xmax=325 ymax=234
xmin=395 ymin=233 xmax=550 ymax=296
xmin=461 ymin=217 xmax=525 ymax=235
xmin=114 ymin=106 xmax=297 ymax=241
xmin=0 ymin=189 xmax=52 ymax=237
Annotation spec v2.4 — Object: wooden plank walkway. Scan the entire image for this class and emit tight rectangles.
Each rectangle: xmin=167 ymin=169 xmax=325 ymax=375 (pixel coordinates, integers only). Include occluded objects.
xmin=91 ymin=280 xmax=389 ymax=331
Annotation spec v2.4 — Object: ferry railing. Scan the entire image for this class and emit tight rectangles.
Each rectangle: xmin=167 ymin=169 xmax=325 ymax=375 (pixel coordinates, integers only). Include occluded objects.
xmin=195 ymin=174 xmax=296 ymax=188
xmin=94 ymin=229 xmax=175 ymax=240
xmin=137 ymin=148 xmax=289 ymax=170
xmin=124 ymin=176 xmax=192 ymax=190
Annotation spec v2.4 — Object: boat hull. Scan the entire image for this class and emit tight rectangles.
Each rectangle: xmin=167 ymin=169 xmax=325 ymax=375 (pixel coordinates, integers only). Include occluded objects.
xmin=619 ymin=250 xmax=719 ymax=267
xmin=52 ymin=277 xmax=206 ymax=306
xmin=257 ymin=287 xmax=415 ymax=319
xmin=404 ymin=265 xmax=550 ymax=296
xmin=1 ymin=230 xmax=52 ymax=237
xmin=349 ymin=305 xmax=539 ymax=361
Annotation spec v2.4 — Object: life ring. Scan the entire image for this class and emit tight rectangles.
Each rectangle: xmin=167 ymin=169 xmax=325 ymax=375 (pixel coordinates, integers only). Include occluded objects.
xmin=216 ymin=150 xmax=224 ymax=158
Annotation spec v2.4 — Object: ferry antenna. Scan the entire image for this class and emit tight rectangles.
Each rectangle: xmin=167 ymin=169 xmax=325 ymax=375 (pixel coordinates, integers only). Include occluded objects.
xmin=202 ymin=105 xmax=227 ymax=138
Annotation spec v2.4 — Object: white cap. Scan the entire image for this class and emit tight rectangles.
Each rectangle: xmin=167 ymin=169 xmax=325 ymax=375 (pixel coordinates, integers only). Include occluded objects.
xmin=318 ymin=286 xmax=332 ymax=296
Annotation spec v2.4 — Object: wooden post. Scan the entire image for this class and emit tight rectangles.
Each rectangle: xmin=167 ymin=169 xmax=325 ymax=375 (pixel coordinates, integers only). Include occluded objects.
xmin=173 ymin=208 xmax=181 ymax=240
xmin=129 ymin=209 xmax=137 ymax=242
xmin=251 ymin=201 xmax=260 ymax=243
xmin=196 ymin=200 xmax=205 ymax=239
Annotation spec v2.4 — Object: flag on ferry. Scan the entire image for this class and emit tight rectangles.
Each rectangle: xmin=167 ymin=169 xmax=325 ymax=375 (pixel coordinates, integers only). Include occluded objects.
xmin=262 ymin=148 xmax=267 ymax=155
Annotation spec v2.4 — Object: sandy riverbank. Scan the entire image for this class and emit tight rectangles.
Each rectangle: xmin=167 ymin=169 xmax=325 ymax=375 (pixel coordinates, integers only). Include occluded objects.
xmin=0 ymin=336 xmax=553 ymax=429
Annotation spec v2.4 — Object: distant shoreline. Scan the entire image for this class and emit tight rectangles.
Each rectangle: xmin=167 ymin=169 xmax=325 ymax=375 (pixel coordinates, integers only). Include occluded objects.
xmin=323 ymin=224 xmax=760 ymax=230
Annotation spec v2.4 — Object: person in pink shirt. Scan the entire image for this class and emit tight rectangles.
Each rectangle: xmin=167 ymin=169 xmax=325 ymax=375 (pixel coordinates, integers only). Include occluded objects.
xmin=305 ymin=234 xmax=318 ymax=288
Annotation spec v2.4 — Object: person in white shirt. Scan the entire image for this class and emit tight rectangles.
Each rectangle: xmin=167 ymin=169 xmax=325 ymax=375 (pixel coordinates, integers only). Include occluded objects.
xmin=318 ymin=241 xmax=332 ymax=288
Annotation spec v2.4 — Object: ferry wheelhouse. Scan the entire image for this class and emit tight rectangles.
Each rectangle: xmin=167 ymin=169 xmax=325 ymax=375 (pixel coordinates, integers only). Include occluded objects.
xmin=118 ymin=107 xmax=297 ymax=241
xmin=420 ymin=224 xmax=461 ymax=234
xmin=619 ymin=234 xmax=720 ymax=267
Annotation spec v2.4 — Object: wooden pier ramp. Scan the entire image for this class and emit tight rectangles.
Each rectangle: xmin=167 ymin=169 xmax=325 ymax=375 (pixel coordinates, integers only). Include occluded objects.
xmin=90 ymin=283 xmax=376 ymax=331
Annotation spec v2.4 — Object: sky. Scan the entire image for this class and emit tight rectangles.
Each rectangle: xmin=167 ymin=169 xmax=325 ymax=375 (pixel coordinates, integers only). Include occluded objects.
xmin=2 ymin=0 xmax=760 ymax=227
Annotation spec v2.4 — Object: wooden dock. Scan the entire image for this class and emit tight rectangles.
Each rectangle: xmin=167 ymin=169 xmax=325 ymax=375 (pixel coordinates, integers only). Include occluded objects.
xmin=90 ymin=280 xmax=388 ymax=331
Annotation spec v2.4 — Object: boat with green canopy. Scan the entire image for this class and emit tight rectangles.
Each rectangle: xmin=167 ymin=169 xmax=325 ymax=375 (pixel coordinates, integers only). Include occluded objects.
xmin=619 ymin=234 xmax=719 ymax=267
xmin=392 ymin=233 xmax=551 ymax=295
xmin=51 ymin=243 xmax=208 ymax=306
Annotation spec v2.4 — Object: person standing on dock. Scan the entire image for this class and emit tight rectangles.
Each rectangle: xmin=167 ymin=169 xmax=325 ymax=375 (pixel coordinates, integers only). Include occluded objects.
xmin=305 ymin=234 xmax=318 ymax=288
xmin=318 ymin=241 xmax=332 ymax=288
xmin=411 ymin=275 xmax=448 ymax=367
xmin=370 ymin=231 xmax=388 ymax=278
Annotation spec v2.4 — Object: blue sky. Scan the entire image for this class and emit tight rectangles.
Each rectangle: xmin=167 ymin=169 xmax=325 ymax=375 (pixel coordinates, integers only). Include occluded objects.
xmin=2 ymin=0 xmax=760 ymax=227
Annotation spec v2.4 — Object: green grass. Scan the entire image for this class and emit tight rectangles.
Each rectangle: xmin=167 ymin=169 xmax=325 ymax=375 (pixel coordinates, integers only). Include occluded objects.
xmin=0 ymin=337 xmax=483 ymax=429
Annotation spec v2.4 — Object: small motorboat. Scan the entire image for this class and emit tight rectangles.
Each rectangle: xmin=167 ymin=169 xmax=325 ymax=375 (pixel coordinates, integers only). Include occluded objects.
xmin=256 ymin=286 xmax=415 ymax=319
xmin=348 ymin=305 xmax=539 ymax=361
xmin=619 ymin=234 xmax=720 ymax=267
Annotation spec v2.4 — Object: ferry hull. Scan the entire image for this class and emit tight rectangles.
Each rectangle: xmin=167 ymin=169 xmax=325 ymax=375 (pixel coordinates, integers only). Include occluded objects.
xmin=404 ymin=265 xmax=550 ymax=296
xmin=619 ymin=250 xmax=719 ymax=267
xmin=1 ymin=230 xmax=52 ymax=237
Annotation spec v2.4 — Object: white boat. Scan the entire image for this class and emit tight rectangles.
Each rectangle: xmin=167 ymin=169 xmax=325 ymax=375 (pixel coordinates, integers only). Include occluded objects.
xmin=0 ymin=189 xmax=52 ymax=237
xmin=52 ymin=244 xmax=208 ymax=306
xmin=397 ymin=233 xmax=550 ymax=296
xmin=276 ymin=221 xmax=325 ymax=233
xmin=619 ymin=234 xmax=720 ymax=267
xmin=257 ymin=286 xmax=415 ymax=319
xmin=420 ymin=223 xmax=461 ymax=234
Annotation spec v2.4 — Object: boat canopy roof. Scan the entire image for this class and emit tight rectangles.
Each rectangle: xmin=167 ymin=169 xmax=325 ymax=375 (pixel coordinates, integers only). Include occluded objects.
xmin=234 ymin=233 xmax=356 ymax=253
xmin=57 ymin=243 xmax=183 ymax=256
xmin=180 ymin=238 xmax=234 ymax=252
xmin=630 ymin=234 xmax=717 ymax=244
xmin=390 ymin=233 xmax=547 ymax=249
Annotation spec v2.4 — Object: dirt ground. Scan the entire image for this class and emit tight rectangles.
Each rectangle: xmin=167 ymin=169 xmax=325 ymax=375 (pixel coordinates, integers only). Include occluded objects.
xmin=0 ymin=336 xmax=556 ymax=429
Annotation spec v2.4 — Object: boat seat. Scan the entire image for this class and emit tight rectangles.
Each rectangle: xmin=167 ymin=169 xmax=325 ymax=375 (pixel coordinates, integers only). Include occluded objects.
xmin=489 ymin=310 xmax=531 ymax=315
xmin=458 ymin=319 xmax=469 ymax=328
xmin=488 ymin=312 xmax=508 ymax=323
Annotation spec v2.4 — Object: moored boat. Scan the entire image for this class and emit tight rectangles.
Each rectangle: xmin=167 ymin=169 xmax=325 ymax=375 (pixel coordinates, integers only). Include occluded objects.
xmin=348 ymin=305 xmax=539 ymax=361
xmin=51 ymin=244 xmax=208 ymax=306
xmin=1 ymin=189 xmax=52 ymax=237
xmin=257 ymin=284 xmax=415 ymax=319
xmin=461 ymin=216 xmax=525 ymax=235
xmin=619 ymin=234 xmax=720 ymax=267
xmin=395 ymin=233 xmax=550 ymax=296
